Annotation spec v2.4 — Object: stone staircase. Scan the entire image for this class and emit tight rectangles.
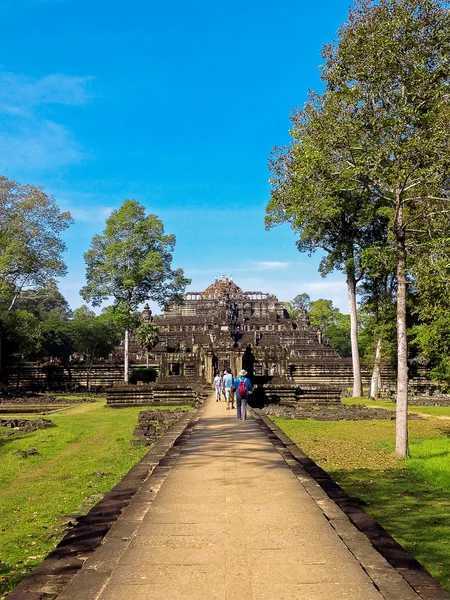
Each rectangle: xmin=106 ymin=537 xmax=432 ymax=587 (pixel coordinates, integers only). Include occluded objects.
xmin=107 ymin=377 xmax=210 ymax=408
xmin=251 ymin=378 xmax=343 ymax=406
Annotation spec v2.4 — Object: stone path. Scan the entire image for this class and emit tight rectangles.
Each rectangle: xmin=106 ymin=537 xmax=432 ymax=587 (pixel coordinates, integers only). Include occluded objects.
xmin=58 ymin=396 xmax=422 ymax=600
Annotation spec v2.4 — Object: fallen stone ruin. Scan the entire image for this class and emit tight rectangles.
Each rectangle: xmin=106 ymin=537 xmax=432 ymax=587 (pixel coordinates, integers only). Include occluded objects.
xmin=0 ymin=393 xmax=93 ymax=413
xmin=259 ymin=403 xmax=422 ymax=421
xmin=132 ymin=408 xmax=188 ymax=446
xmin=0 ymin=418 xmax=56 ymax=432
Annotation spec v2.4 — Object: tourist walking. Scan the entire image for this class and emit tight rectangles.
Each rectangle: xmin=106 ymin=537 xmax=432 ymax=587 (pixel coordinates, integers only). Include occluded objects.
xmin=213 ymin=371 xmax=223 ymax=402
xmin=219 ymin=370 xmax=227 ymax=401
xmin=222 ymin=369 xmax=235 ymax=410
xmin=235 ymin=369 xmax=252 ymax=420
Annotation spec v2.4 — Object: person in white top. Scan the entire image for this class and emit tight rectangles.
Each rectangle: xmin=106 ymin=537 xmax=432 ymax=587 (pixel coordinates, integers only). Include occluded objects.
xmin=213 ymin=372 xmax=223 ymax=402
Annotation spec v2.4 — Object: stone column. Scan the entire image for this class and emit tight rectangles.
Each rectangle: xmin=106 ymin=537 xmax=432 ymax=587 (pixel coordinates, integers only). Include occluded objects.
xmin=204 ymin=351 xmax=214 ymax=384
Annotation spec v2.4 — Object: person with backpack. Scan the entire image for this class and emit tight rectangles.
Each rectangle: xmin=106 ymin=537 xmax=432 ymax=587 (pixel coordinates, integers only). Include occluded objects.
xmin=235 ymin=369 xmax=252 ymax=420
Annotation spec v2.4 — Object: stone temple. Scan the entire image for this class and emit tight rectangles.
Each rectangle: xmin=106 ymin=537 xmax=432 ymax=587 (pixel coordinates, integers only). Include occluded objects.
xmin=129 ymin=276 xmax=361 ymax=392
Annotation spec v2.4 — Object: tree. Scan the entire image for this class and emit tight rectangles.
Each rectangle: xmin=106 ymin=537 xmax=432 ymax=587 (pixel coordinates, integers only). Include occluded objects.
xmin=70 ymin=306 xmax=122 ymax=390
xmin=410 ymin=237 xmax=450 ymax=388
xmin=17 ymin=281 xmax=72 ymax=321
xmin=325 ymin=313 xmax=353 ymax=358
xmin=359 ymin=246 xmax=397 ymax=398
xmin=308 ymin=299 xmax=340 ymax=332
xmin=3 ymin=309 xmax=43 ymax=387
xmin=135 ymin=322 xmax=159 ymax=367
xmin=308 ymin=299 xmax=353 ymax=358
xmin=0 ymin=177 xmax=72 ymax=377
xmin=266 ymin=92 xmax=388 ymax=398
xmin=317 ymin=0 xmax=450 ymax=456
xmin=285 ymin=293 xmax=311 ymax=320
xmin=81 ymin=200 xmax=190 ymax=382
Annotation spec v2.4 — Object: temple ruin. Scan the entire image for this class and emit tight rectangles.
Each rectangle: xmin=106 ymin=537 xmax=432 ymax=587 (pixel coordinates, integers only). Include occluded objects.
xmin=129 ymin=275 xmax=367 ymax=388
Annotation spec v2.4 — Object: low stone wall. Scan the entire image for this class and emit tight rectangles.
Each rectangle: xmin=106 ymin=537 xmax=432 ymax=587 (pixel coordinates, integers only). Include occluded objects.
xmin=0 ymin=393 xmax=93 ymax=414
xmin=260 ymin=403 xmax=422 ymax=421
xmin=132 ymin=409 xmax=188 ymax=446
xmin=251 ymin=379 xmax=343 ymax=407
xmin=0 ymin=394 xmax=91 ymax=405
xmin=107 ymin=378 xmax=210 ymax=408
xmin=5 ymin=362 xmax=126 ymax=390
xmin=407 ymin=396 xmax=450 ymax=406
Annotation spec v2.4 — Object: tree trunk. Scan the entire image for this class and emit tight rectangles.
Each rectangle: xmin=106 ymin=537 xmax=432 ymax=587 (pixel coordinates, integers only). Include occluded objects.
xmin=395 ymin=193 xmax=409 ymax=458
xmin=16 ymin=356 xmax=21 ymax=389
xmin=124 ymin=328 xmax=129 ymax=383
xmin=347 ymin=270 xmax=363 ymax=397
xmin=370 ymin=338 xmax=382 ymax=399
xmin=146 ymin=349 xmax=149 ymax=368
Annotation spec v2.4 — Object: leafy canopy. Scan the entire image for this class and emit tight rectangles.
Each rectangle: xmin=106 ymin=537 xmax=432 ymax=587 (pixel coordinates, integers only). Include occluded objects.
xmin=0 ymin=176 xmax=73 ymax=314
xmin=81 ymin=199 xmax=190 ymax=315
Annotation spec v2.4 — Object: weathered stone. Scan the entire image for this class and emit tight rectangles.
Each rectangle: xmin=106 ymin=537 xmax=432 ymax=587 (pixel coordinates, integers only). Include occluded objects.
xmin=0 ymin=418 xmax=55 ymax=432
xmin=126 ymin=277 xmax=396 ymax=392
xmin=260 ymin=403 xmax=423 ymax=421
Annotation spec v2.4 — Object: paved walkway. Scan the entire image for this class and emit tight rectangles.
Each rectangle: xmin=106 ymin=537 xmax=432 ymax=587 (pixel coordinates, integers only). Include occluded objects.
xmin=59 ymin=396 xmax=421 ymax=600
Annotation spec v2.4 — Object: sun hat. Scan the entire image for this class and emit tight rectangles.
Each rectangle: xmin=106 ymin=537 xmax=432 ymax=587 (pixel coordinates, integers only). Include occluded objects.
xmin=238 ymin=369 xmax=247 ymax=377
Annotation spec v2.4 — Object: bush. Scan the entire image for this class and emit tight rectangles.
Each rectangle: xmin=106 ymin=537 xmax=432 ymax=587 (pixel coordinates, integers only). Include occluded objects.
xmin=129 ymin=368 xmax=157 ymax=384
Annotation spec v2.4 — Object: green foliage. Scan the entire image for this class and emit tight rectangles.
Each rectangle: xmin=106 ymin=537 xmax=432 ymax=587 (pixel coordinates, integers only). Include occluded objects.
xmin=310 ymin=300 xmax=353 ymax=358
xmin=3 ymin=309 xmax=43 ymax=360
xmin=325 ymin=315 xmax=352 ymax=358
xmin=81 ymin=199 xmax=190 ymax=316
xmin=129 ymin=367 xmax=158 ymax=384
xmin=308 ymin=299 xmax=340 ymax=332
xmin=411 ymin=317 xmax=450 ymax=388
xmin=409 ymin=241 xmax=450 ymax=388
xmin=70 ymin=306 xmax=122 ymax=366
xmin=285 ymin=293 xmax=311 ymax=320
xmin=0 ymin=176 xmax=73 ymax=318
xmin=17 ymin=282 xmax=72 ymax=322
xmin=135 ymin=322 xmax=159 ymax=352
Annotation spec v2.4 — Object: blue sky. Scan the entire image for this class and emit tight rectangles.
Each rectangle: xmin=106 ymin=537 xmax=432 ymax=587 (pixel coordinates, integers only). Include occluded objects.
xmin=0 ymin=0 xmax=353 ymax=312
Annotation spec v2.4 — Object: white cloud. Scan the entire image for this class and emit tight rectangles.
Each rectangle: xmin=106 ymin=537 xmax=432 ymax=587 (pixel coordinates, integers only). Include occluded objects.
xmin=0 ymin=71 xmax=93 ymax=171
xmin=0 ymin=120 xmax=83 ymax=170
xmin=0 ymin=72 xmax=92 ymax=114
xmin=255 ymin=261 xmax=290 ymax=270
xmin=69 ymin=206 xmax=114 ymax=223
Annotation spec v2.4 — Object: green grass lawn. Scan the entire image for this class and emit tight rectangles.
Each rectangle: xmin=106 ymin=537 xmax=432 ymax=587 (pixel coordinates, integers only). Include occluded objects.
xmin=0 ymin=398 xmax=178 ymax=595
xmin=272 ymin=414 xmax=450 ymax=591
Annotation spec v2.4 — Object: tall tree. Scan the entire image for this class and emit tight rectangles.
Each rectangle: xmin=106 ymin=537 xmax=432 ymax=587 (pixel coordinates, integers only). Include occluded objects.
xmin=318 ymin=0 xmax=450 ymax=456
xmin=0 ymin=177 xmax=72 ymax=377
xmin=266 ymin=96 xmax=386 ymax=397
xmin=359 ymin=246 xmax=397 ymax=398
xmin=81 ymin=199 xmax=190 ymax=382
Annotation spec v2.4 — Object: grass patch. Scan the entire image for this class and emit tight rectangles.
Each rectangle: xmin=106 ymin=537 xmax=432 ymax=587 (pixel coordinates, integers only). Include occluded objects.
xmin=272 ymin=416 xmax=450 ymax=591
xmin=0 ymin=399 xmax=179 ymax=594
xmin=341 ymin=396 xmax=396 ymax=410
